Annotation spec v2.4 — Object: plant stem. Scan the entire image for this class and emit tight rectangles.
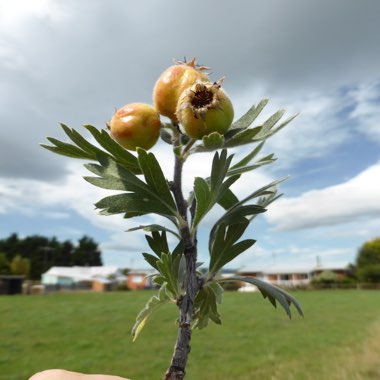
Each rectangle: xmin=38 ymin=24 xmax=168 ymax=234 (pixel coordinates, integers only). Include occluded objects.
xmin=165 ymin=126 xmax=199 ymax=380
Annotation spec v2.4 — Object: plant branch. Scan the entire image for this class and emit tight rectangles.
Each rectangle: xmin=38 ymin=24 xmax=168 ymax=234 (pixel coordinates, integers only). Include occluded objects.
xmin=165 ymin=124 xmax=200 ymax=380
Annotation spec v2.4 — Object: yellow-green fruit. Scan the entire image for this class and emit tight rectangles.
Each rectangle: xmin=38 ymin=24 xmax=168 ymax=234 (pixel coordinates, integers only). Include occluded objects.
xmin=109 ymin=103 xmax=161 ymax=151
xmin=153 ymin=58 xmax=209 ymax=121
xmin=176 ymin=81 xmax=234 ymax=139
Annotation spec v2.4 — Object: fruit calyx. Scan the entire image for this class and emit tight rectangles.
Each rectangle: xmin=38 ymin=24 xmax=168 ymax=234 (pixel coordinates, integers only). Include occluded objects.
xmin=177 ymin=78 xmax=225 ymax=121
xmin=173 ymin=57 xmax=211 ymax=73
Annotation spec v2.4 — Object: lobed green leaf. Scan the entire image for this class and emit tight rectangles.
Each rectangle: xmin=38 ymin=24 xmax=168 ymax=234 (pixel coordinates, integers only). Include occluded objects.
xmin=145 ymin=231 xmax=169 ymax=258
xmin=231 ymin=99 xmax=269 ymax=130
xmin=83 ymin=125 xmax=141 ymax=174
xmin=137 ymin=149 xmax=177 ymax=214
xmin=230 ymin=141 xmax=265 ymax=169
xmin=217 ymin=276 xmax=304 ymax=319
xmin=127 ymin=224 xmax=180 ymax=240
xmin=131 ymin=284 xmax=172 ymax=341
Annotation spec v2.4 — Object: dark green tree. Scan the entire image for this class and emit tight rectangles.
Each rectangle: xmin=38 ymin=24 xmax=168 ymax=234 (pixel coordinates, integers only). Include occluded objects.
xmin=356 ymin=237 xmax=380 ymax=283
xmin=71 ymin=236 xmax=102 ymax=266
xmin=0 ymin=234 xmax=102 ymax=279
xmin=0 ymin=253 xmax=10 ymax=274
xmin=10 ymin=255 xmax=31 ymax=277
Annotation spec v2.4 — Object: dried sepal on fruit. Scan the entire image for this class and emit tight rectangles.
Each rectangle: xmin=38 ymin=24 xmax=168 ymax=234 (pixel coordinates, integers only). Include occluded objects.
xmin=153 ymin=58 xmax=210 ymax=122
xmin=176 ymin=79 xmax=234 ymax=139
xmin=109 ymin=103 xmax=161 ymax=151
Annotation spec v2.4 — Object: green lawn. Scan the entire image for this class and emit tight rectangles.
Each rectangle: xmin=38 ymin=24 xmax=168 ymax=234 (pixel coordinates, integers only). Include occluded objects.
xmin=1 ymin=290 xmax=380 ymax=380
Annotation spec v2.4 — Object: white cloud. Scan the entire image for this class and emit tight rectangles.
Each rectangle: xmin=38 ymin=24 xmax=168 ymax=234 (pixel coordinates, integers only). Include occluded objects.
xmin=348 ymin=81 xmax=380 ymax=144
xmin=266 ymin=162 xmax=380 ymax=230
xmin=232 ymin=84 xmax=356 ymax=170
xmin=0 ymin=0 xmax=68 ymax=30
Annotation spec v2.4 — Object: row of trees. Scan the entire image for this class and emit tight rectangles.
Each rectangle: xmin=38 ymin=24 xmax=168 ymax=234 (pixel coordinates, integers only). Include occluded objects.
xmin=0 ymin=233 xmax=102 ymax=280
xmin=312 ymin=237 xmax=380 ymax=286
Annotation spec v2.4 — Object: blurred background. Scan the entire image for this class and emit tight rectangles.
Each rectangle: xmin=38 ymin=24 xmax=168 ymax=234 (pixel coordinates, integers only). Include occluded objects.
xmin=1 ymin=1 xmax=380 ymax=379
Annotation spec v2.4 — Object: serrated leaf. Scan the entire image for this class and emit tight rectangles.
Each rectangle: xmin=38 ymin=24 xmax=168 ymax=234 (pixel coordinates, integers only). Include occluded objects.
xmin=192 ymin=177 xmax=212 ymax=228
xmin=208 ymin=282 xmax=224 ymax=304
xmin=210 ymin=149 xmax=232 ymax=192
xmin=177 ymin=254 xmax=187 ymax=295
xmin=231 ymin=99 xmax=269 ymax=130
xmin=61 ymin=123 xmax=105 ymax=157
xmin=83 ymin=175 xmax=127 ymax=191
xmin=217 ymin=204 xmax=266 ymax=227
xmin=217 ymin=276 xmax=304 ymax=318
xmin=270 ymin=113 xmax=298 ymax=135
xmin=252 ymin=112 xmax=298 ymax=141
xmin=234 ymin=178 xmax=287 ymax=208
xmin=43 ymin=138 xmax=96 ymax=159
xmin=217 ymin=188 xmax=239 ymax=210
xmin=191 ymin=150 xmax=239 ymax=230
xmin=127 ymin=224 xmax=180 ymax=240
xmin=230 ymin=141 xmax=265 ymax=169
xmin=226 ymin=158 xmax=276 ymax=177
xmin=145 ymin=231 xmax=169 ymax=258
xmin=209 ymin=219 xmax=256 ymax=274
xmin=137 ymin=149 xmax=177 ymax=213
xmin=83 ymin=125 xmax=141 ymax=174
xmin=94 ymin=193 xmax=175 ymax=217
xmin=131 ymin=285 xmax=171 ymax=341
xmin=84 ymin=155 xmax=178 ymax=220
xmin=156 ymin=253 xmax=182 ymax=297
xmin=209 ymin=221 xmax=250 ymax=270
xmin=40 ymin=143 xmax=94 ymax=160
xmin=85 ymin=155 xmax=150 ymax=194
xmin=262 ymin=109 xmax=286 ymax=130
xmin=142 ymin=253 xmax=159 ymax=271
xmin=193 ymin=282 xmax=223 ymax=329
xmin=223 ymin=126 xmax=263 ymax=148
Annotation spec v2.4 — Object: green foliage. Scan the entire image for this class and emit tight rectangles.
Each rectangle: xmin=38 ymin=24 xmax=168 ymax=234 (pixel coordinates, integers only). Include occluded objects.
xmin=192 ymin=150 xmax=239 ymax=230
xmin=357 ymin=264 xmax=380 ymax=283
xmin=209 ymin=221 xmax=255 ymax=275
xmin=131 ymin=284 xmax=172 ymax=341
xmin=356 ymin=237 xmax=380 ymax=267
xmin=41 ymin=99 xmax=300 ymax=343
xmin=41 ymin=124 xmax=142 ymax=173
xmin=84 ymin=153 xmax=178 ymax=224
xmin=218 ymin=277 xmax=303 ymax=319
xmin=0 ymin=234 xmax=102 ymax=279
xmin=192 ymin=282 xmax=223 ymax=329
xmin=356 ymin=237 xmax=380 ymax=283
xmin=10 ymin=255 xmax=31 ymax=276
xmin=312 ymin=270 xmax=338 ymax=284
xmin=0 ymin=253 xmax=10 ymax=274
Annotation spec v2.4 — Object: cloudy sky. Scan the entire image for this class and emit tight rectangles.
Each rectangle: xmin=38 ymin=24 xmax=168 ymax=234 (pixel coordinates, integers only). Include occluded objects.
xmin=1 ymin=0 xmax=379 ymax=270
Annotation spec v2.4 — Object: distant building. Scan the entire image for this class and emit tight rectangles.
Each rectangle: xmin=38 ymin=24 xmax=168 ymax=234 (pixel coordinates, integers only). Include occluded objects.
xmin=238 ymin=266 xmax=349 ymax=291
xmin=41 ymin=266 xmax=125 ymax=291
xmin=0 ymin=275 xmax=25 ymax=295
xmin=127 ymin=269 xmax=157 ymax=290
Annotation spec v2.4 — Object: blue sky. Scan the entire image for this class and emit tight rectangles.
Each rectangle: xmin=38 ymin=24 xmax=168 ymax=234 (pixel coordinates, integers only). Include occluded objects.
xmin=0 ymin=0 xmax=379 ymax=270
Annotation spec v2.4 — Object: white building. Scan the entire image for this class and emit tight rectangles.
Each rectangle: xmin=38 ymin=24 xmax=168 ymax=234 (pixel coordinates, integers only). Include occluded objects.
xmin=41 ymin=266 xmax=125 ymax=290
xmin=238 ymin=266 xmax=348 ymax=291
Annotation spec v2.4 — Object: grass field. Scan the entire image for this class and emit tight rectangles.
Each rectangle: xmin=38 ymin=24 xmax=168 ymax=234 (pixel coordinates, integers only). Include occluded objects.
xmin=1 ymin=290 xmax=380 ymax=380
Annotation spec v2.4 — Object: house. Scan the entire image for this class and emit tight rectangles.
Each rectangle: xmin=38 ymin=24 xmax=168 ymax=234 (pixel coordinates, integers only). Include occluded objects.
xmin=238 ymin=266 xmax=349 ymax=291
xmin=92 ymin=277 xmax=113 ymax=292
xmin=127 ymin=269 xmax=157 ymax=290
xmin=41 ymin=266 xmax=125 ymax=291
